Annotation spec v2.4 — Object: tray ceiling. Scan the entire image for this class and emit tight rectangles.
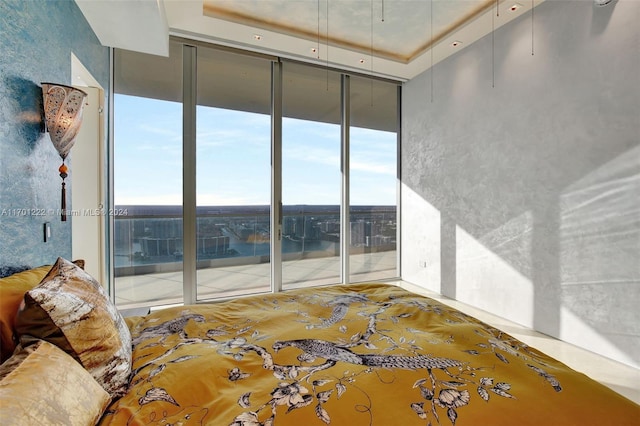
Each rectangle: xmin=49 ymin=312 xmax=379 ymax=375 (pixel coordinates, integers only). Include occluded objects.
xmin=76 ymin=0 xmax=543 ymax=80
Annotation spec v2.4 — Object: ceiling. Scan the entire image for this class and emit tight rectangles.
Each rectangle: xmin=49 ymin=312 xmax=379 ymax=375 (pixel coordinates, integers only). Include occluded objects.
xmin=76 ymin=0 xmax=543 ymax=81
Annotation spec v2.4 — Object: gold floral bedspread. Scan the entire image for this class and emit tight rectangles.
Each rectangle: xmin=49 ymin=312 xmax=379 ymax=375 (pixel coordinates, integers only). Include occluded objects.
xmin=99 ymin=283 xmax=639 ymax=425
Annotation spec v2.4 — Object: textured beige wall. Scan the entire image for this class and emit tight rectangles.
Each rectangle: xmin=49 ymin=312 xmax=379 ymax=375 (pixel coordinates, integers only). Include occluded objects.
xmin=401 ymin=0 xmax=639 ymax=368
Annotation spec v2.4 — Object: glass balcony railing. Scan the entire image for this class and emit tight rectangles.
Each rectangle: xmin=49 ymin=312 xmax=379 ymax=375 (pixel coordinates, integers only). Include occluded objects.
xmin=113 ymin=205 xmax=397 ymax=307
xmin=114 ymin=205 xmax=396 ymax=273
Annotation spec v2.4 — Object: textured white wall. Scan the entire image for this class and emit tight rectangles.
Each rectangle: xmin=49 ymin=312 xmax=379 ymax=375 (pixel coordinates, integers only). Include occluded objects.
xmin=401 ymin=0 xmax=639 ymax=368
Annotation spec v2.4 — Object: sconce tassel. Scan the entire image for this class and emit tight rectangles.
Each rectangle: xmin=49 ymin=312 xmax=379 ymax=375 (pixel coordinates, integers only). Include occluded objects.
xmin=59 ymin=162 xmax=68 ymax=221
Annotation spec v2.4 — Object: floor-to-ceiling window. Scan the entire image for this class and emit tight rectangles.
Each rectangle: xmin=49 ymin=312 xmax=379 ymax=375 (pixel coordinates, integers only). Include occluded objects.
xmin=349 ymin=76 xmax=398 ymax=282
xmin=195 ymin=46 xmax=272 ymax=300
xmin=113 ymin=40 xmax=184 ymax=308
xmin=112 ymin=39 xmax=399 ymax=309
xmin=281 ymin=62 xmax=343 ymax=289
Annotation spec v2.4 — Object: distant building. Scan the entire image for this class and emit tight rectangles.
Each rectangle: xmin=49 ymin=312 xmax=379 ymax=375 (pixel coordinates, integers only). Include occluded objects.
xmin=114 ymin=205 xmax=396 ymax=267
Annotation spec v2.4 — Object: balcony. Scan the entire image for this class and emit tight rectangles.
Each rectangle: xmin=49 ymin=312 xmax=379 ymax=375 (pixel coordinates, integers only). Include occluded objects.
xmin=113 ymin=205 xmax=397 ymax=308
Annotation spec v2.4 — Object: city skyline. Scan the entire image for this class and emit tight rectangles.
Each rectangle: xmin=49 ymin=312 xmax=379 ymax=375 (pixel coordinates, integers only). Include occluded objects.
xmin=113 ymin=203 xmax=396 ymax=269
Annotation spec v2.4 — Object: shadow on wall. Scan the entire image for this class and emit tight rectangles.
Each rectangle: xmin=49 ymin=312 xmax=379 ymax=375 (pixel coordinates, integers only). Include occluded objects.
xmin=406 ymin=114 xmax=639 ymax=365
xmin=435 ymin=144 xmax=638 ymax=361
xmin=4 ymin=76 xmax=44 ymax=152
xmin=401 ymin=0 xmax=639 ymax=366
xmin=557 ymin=147 xmax=640 ymax=360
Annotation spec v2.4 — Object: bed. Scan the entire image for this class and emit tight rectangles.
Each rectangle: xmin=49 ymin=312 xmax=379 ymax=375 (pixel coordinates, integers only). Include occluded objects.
xmin=1 ymin=258 xmax=638 ymax=425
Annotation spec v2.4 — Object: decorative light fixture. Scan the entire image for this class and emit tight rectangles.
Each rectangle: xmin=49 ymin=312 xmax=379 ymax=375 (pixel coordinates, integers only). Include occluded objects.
xmin=41 ymin=83 xmax=88 ymax=221
xmin=509 ymin=3 xmax=522 ymax=12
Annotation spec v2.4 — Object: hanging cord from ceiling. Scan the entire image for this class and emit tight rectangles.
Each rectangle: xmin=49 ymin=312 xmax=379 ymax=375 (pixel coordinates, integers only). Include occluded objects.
xmin=326 ymin=0 xmax=330 ymax=90
xmin=428 ymin=0 xmax=434 ymax=102
xmin=531 ymin=0 xmax=535 ymax=55
xmin=369 ymin=0 xmax=386 ymax=106
xmin=492 ymin=0 xmax=496 ymax=88
xmin=316 ymin=0 xmax=320 ymax=60
xmin=370 ymin=0 xmax=374 ymax=105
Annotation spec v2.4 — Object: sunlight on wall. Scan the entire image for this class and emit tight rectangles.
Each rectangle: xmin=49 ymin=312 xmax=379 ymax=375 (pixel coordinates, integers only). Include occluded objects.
xmin=560 ymin=306 xmax=639 ymax=369
xmin=559 ymin=146 xmax=640 ymax=368
xmin=400 ymin=0 xmax=639 ymax=368
xmin=401 ymin=183 xmax=534 ymax=328
xmin=400 ymin=184 xmax=441 ymax=294
xmin=455 ymin=213 xmax=534 ymax=328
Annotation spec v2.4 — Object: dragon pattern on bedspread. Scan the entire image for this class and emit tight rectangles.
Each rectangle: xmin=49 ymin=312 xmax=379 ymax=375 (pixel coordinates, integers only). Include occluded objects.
xmin=98 ymin=283 xmax=639 ymax=426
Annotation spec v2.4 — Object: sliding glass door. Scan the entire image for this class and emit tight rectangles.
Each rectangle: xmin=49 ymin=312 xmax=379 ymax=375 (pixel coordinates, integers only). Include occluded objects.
xmin=112 ymin=39 xmax=399 ymax=309
xmin=281 ymin=63 xmax=342 ymax=289
xmin=195 ymin=46 xmax=272 ymax=300
xmin=349 ymin=76 xmax=398 ymax=282
xmin=113 ymin=40 xmax=184 ymax=308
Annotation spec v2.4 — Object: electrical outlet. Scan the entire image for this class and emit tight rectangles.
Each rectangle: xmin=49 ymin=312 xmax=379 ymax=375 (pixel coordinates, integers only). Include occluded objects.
xmin=419 ymin=260 xmax=427 ymax=268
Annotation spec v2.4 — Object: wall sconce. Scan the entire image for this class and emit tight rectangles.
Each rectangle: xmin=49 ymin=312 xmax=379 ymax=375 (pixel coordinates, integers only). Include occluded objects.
xmin=41 ymin=83 xmax=88 ymax=221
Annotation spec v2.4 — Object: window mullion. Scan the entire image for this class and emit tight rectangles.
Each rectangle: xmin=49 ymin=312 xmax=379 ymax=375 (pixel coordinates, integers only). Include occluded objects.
xmin=271 ymin=60 xmax=283 ymax=293
xmin=340 ymin=74 xmax=350 ymax=284
xmin=182 ymin=44 xmax=197 ymax=304
xmin=396 ymin=85 xmax=402 ymax=279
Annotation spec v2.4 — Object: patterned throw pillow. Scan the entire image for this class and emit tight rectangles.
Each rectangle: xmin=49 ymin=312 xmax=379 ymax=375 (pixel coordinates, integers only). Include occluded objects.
xmin=14 ymin=257 xmax=132 ymax=398
xmin=0 ymin=339 xmax=111 ymax=425
xmin=0 ymin=265 xmax=52 ymax=362
xmin=0 ymin=260 xmax=87 ymax=362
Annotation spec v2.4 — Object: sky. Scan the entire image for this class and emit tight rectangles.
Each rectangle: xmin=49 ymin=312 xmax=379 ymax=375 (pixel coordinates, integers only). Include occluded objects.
xmin=114 ymin=94 xmax=397 ymax=206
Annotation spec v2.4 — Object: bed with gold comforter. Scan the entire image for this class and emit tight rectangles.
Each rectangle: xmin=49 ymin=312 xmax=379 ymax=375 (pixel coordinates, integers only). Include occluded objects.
xmin=99 ymin=283 xmax=638 ymax=426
